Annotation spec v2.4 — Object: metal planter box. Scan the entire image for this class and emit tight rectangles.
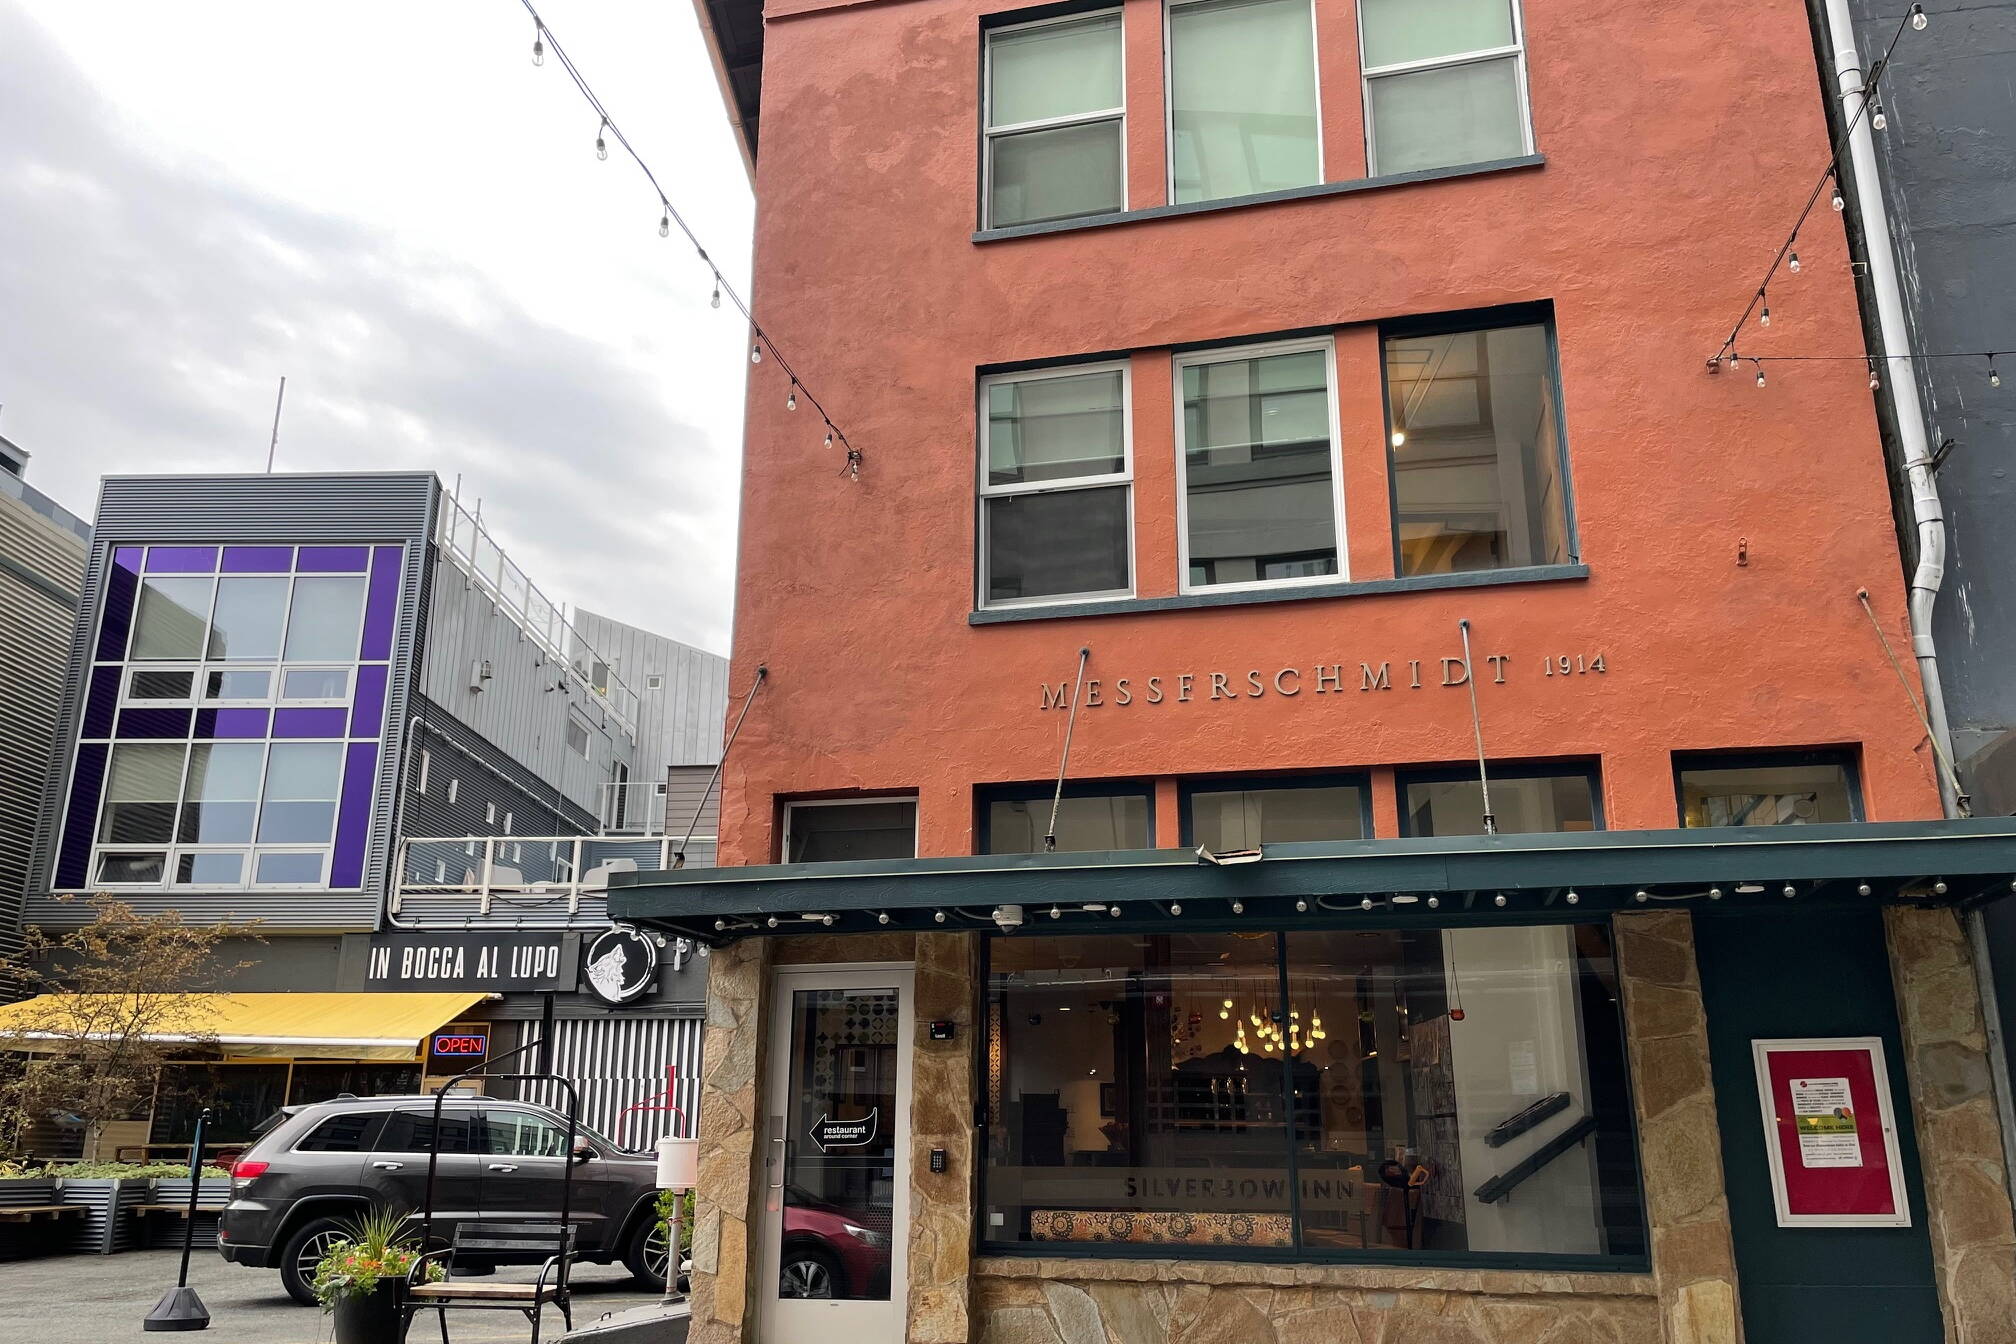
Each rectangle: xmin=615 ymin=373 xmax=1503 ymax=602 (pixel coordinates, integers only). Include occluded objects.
xmin=57 ymin=1177 xmax=146 ymax=1254
xmin=142 ymin=1178 xmax=231 ymax=1250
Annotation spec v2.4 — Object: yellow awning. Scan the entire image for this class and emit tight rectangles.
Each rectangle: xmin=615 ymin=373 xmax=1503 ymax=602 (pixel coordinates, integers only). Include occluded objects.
xmin=0 ymin=992 xmax=489 ymax=1062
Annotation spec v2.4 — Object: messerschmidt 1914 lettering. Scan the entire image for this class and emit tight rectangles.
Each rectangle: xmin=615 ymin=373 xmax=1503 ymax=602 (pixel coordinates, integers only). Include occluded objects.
xmin=1037 ymin=652 xmax=1608 ymax=709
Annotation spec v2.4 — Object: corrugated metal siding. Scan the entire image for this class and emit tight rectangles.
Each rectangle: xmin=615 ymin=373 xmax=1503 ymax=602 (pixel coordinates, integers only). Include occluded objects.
xmin=663 ymin=765 xmax=721 ymax=847
xmin=0 ymin=494 xmax=88 ymax=967
xmin=25 ymin=474 xmax=436 ymax=931
xmin=417 ymin=556 xmax=638 ymax=816
xmin=512 ymin=1015 xmax=704 ymax=1149
xmin=572 ymin=610 xmax=728 ymax=773
xmin=398 ymin=696 xmax=598 ymax=841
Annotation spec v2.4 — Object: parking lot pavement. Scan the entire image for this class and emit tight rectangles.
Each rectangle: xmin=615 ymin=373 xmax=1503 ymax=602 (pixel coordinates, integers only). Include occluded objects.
xmin=0 ymin=1247 xmax=663 ymax=1344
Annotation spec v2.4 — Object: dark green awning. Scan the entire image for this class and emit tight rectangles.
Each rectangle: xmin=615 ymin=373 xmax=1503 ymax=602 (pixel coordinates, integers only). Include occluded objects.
xmin=607 ymin=818 xmax=2016 ymax=943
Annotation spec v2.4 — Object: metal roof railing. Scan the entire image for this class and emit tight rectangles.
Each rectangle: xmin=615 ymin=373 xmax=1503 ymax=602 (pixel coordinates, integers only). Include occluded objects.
xmin=390 ymin=834 xmax=715 ymax=928
xmin=433 ymin=487 xmax=638 ymax=736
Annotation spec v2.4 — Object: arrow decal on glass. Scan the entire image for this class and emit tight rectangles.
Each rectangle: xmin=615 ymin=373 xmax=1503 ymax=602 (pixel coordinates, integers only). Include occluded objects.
xmin=810 ymin=1108 xmax=879 ymax=1153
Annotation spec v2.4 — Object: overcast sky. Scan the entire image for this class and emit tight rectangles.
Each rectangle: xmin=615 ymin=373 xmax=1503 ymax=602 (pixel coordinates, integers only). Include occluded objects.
xmin=0 ymin=0 xmax=752 ymax=655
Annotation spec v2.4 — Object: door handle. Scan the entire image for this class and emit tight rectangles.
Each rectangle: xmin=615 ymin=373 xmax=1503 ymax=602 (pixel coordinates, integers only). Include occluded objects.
xmin=768 ymin=1137 xmax=785 ymax=1191
xmin=487 ymin=1163 xmax=519 ymax=1173
xmin=371 ymin=1160 xmax=404 ymax=1171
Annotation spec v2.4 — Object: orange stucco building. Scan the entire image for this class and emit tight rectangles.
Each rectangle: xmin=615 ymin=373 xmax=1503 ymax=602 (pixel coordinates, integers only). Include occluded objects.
xmin=613 ymin=0 xmax=2016 ymax=1340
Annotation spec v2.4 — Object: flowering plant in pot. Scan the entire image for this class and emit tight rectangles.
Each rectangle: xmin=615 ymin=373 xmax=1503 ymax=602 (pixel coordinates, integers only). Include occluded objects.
xmin=310 ymin=1207 xmax=442 ymax=1344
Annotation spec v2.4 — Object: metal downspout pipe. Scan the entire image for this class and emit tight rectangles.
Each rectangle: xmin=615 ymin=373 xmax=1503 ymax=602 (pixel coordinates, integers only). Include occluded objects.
xmin=1820 ymin=0 xmax=1963 ymax=818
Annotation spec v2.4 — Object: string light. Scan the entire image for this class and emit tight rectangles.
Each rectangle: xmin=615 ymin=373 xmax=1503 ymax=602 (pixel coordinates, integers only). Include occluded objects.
xmin=1832 ymin=175 xmax=1846 ymax=212
xmin=1992 ymin=356 xmax=2003 ymax=388
xmin=1870 ymin=99 xmax=1889 ymax=131
xmin=1911 ymin=3 xmax=1927 ymax=28
xmin=1759 ymin=292 xmax=1772 ymax=327
xmin=823 ymin=427 xmax=834 ymax=450
xmin=1788 ymin=250 xmax=1801 ymax=273
xmin=787 ymin=384 xmax=799 ymax=412
xmin=514 ymin=0 xmax=863 ymax=476
xmin=1868 ymin=359 xmax=1881 ymax=390
xmin=1756 ymin=362 xmax=1767 ymax=388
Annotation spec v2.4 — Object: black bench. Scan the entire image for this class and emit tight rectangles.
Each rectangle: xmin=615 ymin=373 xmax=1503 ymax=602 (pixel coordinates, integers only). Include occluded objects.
xmin=402 ymin=1222 xmax=575 ymax=1343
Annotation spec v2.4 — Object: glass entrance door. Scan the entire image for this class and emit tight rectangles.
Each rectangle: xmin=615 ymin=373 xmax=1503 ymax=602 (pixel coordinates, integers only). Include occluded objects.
xmin=759 ymin=967 xmax=912 ymax=1342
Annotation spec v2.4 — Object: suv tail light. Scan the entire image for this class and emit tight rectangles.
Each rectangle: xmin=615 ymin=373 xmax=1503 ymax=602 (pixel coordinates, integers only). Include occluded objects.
xmin=230 ymin=1159 xmax=268 ymax=1185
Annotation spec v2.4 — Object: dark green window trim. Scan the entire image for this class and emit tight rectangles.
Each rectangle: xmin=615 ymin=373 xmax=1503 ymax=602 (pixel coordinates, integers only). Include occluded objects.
xmin=969 ymin=562 xmax=1588 ymax=625
xmin=1178 ymin=772 xmax=1374 ymax=848
xmin=973 ymin=154 xmax=1545 ymax=243
xmin=1671 ymin=747 xmax=1865 ymax=827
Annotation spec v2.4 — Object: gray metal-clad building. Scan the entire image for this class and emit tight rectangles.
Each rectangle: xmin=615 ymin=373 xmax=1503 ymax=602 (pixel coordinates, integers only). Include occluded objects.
xmin=0 ymin=436 xmax=90 ymax=966
xmin=16 ymin=470 xmax=728 ymax=1152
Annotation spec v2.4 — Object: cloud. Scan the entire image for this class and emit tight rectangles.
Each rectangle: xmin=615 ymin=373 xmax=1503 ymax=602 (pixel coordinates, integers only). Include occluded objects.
xmin=0 ymin=2 xmax=742 ymax=654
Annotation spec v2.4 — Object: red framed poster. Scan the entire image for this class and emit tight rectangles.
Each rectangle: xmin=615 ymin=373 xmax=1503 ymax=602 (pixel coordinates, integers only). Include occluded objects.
xmin=1751 ymin=1036 xmax=1910 ymax=1228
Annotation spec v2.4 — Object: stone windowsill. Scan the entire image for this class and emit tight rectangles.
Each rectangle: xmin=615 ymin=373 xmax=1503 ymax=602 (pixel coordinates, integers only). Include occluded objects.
xmin=974 ymin=1255 xmax=1656 ymax=1298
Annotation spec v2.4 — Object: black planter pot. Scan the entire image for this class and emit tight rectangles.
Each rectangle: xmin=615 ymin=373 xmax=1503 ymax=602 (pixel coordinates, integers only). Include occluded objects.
xmin=331 ymin=1280 xmax=403 ymax=1344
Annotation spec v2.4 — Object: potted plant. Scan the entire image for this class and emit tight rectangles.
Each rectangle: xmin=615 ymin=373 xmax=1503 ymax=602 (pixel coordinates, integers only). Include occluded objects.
xmin=309 ymin=1206 xmax=440 ymax=1344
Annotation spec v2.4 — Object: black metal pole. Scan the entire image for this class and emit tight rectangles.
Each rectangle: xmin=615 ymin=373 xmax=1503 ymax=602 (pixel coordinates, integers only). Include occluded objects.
xmin=142 ymin=1108 xmax=211 ymax=1331
xmin=538 ymin=992 xmax=556 ymax=1076
xmin=176 ymin=1109 xmax=208 ymax=1287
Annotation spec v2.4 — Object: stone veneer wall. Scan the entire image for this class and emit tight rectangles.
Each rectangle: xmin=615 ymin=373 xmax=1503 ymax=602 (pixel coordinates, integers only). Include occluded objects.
xmin=688 ymin=937 xmax=774 ymax=1344
xmin=972 ymin=1259 xmax=1661 ymax=1344
xmin=1884 ymin=906 xmax=2016 ymax=1343
xmin=910 ymin=933 xmax=981 ymax=1343
xmin=1613 ymin=910 xmax=1744 ymax=1344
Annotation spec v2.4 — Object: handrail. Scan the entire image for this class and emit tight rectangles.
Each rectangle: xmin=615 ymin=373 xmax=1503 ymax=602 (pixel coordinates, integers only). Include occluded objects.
xmin=1484 ymin=1092 xmax=1571 ymax=1149
xmin=1472 ymin=1115 xmax=1599 ymax=1204
xmin=390 ymin=833 xmax=717 ymax=924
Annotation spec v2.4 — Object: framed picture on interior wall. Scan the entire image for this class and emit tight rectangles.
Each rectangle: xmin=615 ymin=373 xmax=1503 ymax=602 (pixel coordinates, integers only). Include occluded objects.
xmin=1751 ymin=1036 xmax=1910 ymax=1227
xmin=1099 ymin=1083 xmax=1116 ymax=1117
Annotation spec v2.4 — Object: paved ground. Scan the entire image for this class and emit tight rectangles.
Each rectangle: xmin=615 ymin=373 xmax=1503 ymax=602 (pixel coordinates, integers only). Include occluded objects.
xmin=0 ymin=1246 xmax=664 ymax=1343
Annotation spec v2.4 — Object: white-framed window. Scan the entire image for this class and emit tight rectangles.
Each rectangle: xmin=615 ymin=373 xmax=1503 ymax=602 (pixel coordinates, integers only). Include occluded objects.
xmin=565 ymin=713 xmax=592 ymax=760
xmin=485 ymin=802 xmax=497 ymax=825
xmin=278 ymin=667 xmax=352 ymax=706
xmin=1167 ymin=0 xmax=1322 ymax=204
xmin=1175 ymin=336 xmax=1345 ymax=593
xmin=983 ymin=10 xmax=1126 ymax=229
xmin=417 ymin=749 xmax=431 ymax=795
xmin=977 ymin=362 xmax=1134 ymax=609
xmin=646 ymin=674 xmax=663 ymax=691
xmin=121 ymin=666 xmax=199 ymax=707
xmin=447 ymin=778 xmax=460 ymax=806
xmin=1359 ymin=0 xmax=1533 ymax=177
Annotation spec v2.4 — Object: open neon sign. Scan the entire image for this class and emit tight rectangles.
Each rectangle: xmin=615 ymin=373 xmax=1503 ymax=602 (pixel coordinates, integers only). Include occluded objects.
xmin=430 ymin=1033 xmax=489 ymax=1059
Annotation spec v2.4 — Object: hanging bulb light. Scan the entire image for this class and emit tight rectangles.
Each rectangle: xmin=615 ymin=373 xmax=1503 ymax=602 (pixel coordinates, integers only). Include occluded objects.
xmin=1755 ymin=364 xmax=1767 ymax=388
xmin=532 ymin=27 xmax=545 ymax=66
xmin=1991 ymin=357 xmax=2003 ymax=389
xmin=1759 ymin=291 xmax=1772 ymax=327
xmin=1789 ymin=250 xmax=1801 ymax=273
xmin=1390 ymin=429 xmax=1406 ymax=448
xmin=1911 ymin=4 xmax=1927 ymax=29
xmin=823 ymin=428 xmax=835 ymax=450
xmin=787 ymin=384 xmax=799 ymax=412
xmin=710 ymin=280 xmax=722 ymax=310
xmin=751 ymin=342 xmax=762 ymax=364
xmin=596 ymin=119 xmax=609 ymax=161
xmin=659 ymin=211 xmax=671 ymax=238
xmin=1726 ymin=352 xmax=1740 ymax=372
xmin=1832 ymin=179 xmax=1846 ymax=211
xmin=1869 ymin=361 xmax=1882 ymax=390
xmin=1871 ymin=100 xmax=1888 ymax=132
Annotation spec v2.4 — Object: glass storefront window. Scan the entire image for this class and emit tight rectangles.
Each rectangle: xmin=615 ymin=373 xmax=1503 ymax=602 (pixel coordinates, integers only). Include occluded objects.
xmin=1401 ymin=768 xmax=1599 ymax=836
xmin=984 ymin=786 xmax=1151 ymax=853
xmin=983 ymin=926 xmax=1645 ymax=1262
xmin=784 ymin=800 xmax=919 ymax=862
xmin=1677 ymin=753 xmax=1858 ymax=827
xmin=1187 ymin=780 xmax=1367 ymax=850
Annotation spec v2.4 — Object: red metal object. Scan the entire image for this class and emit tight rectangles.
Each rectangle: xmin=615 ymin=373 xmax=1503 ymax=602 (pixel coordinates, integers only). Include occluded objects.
xmin=616 ymin=1065 xmax=690 ymax=1149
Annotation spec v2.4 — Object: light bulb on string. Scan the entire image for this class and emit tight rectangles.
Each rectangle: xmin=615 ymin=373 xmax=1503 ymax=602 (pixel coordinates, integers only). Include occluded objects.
xmin=1789 ymin=250 xmax=1801 ymax=273
xmin=659 ymin=211 xmax=670 ymax=238
xmin=710 ymin=280 xmax=721 ymax=310
xmin=751 ymin=342 xmax=762 ymax=364
xmin=823 ymin=427 xmax=834 ymax=450
xmin=595 ymin=120 xmax=609 ymax=161
xmin=786 ymin=384 xmax=799 ymax=412
xmin=1992 ymin=357 xmax=2003 ymax=389
xmin=1755 ymin=363 xmax=1767 ymax=388
xmin=1868 ymin=361 xmax=1881 ymax=390
xmin=1832 ymin=179 xmax=1846 ymax=211
xmin=532 ymin=28 xmax=545 ymax=66
xmin=1726 ymin=352 xmax=1740 ymax=372
xmin=1759 ymin=292 xmax=1771 ymax=327
xmin=1871 ymin=100 xmax=1888 ymax=132
xmin=1911 ymin=4 xmax=1927 ymax=29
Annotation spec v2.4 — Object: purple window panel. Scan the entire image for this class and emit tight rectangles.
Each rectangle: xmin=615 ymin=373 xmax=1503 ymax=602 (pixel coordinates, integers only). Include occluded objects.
xmin=361 ymin=545 xmax=402 ymax=660
xmin=193 ymin=708 xmax=270 ymax=739
xmin=116 ymin=707 xmax=193 ymax=739
xmin=273 ymin=707 xmax=349 ymax=738
xmin=82 ymin=666 xmax=121 ymax=738
xmin=328 ymin=742 xmax=378 ymax=890
xmin=221 ymin=545 xmax=293 ymax=573
xmin=95 ymin=548 xmax=143 ymax=660
xmin=145 ymin=546 xmax=218 ymax=573
xmin=350 ymin=664 xmax=388 ymax=738
xmin=55 ymin=743 xmax=108 ymax=889
xmin=296 ymin=546 xmax=370 ymax=573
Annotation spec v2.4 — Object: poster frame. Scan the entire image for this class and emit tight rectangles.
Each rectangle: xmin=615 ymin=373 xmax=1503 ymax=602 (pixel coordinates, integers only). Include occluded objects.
xmin=1751 ymin=1035 xmax=1911 ymax=1229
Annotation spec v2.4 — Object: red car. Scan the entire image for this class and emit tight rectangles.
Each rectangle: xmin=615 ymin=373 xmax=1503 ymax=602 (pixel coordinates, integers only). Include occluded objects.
xmin=779 ymin=1187 xmax=891 ymax=1300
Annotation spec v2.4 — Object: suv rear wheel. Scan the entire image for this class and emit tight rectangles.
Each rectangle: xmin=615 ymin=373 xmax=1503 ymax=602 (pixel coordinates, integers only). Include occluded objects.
xmin=278 ymin=1215 xmax=351 ymax=1307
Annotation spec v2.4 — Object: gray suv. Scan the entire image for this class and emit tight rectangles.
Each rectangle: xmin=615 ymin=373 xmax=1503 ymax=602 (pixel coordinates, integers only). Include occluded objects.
xmin=217 ymin=1094 xmax=669 ymax=1305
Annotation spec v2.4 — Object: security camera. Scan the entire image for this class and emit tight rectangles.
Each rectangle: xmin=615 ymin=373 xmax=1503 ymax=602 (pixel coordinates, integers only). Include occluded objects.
xmin=992 ymin=904 xmax=1025 ymax=932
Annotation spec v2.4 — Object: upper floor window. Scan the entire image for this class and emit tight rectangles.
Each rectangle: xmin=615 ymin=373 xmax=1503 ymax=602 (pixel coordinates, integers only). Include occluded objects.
xmin=783 ymin=798 xmax=920 ymax=862
xmin=1384 ymin=311 xmax=1573 ymax=577
xmin=1177 ymin=338 xmax=1342 ymax=592
xmin=1676 ymin=751 xmax=1860 ymax=827
xmin=1184 ymin=776 xmax=1368 ymax=851
xmin=1399 ymin=764 xmax=1600 ymax=836
xmin=1168 ymin=0 xmax=1320 ymax=204
xmin=984 ymin=12 xmax=1126 ymax=229
xmin=565 ymin=713 xmax=592 ymax=759
xmin=1360 ymin=0 xmax=1533 ymax=176
xmin=982 ymin=783 xmax=1152 ymax=853
xmin=979 ymin=364 xmax=1133 ymax=607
